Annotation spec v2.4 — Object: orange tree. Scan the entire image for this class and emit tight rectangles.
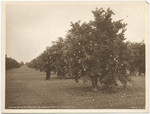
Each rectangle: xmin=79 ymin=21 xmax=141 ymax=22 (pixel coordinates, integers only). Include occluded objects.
xmin=27 ymin=47 xmax=56 ymax=80
xmin=63 ymin=8 xmax=130 ymax=91
xmin=51 ymin=37 xmax=68 ymax=78
xmin=27 ymin=38 xmax=67 ymax=80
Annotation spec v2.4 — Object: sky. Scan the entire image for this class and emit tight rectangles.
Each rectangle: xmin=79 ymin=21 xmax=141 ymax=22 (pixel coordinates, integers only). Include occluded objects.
xmin=5 ymin=1 xmax=148 ymax=63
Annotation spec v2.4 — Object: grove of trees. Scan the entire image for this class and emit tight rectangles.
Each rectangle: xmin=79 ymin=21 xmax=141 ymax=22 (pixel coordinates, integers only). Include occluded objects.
xmin=126 ymin=41 xmax=145 ymax=75
xmin=6 ymin=55 xmax=22 ymax=70
xmin=27 ymin=8 xmax=145 ymax=92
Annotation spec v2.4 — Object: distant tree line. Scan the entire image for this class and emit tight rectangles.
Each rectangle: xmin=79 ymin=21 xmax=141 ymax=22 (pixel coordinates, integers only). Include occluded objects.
xmin=6 ymin=55 xmax=24 ymax=69
xmin=27 ymin=8 xmax=145 ymax=92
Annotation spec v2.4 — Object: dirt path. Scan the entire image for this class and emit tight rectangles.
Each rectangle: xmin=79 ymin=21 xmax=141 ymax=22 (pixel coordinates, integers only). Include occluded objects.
xmin=5 ymin=65 xmax=145 ymax=109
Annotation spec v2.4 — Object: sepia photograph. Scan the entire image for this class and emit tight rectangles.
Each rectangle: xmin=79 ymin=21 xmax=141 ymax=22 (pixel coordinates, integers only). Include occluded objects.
xmin=1 ymin=1 xmax=149 ymax=113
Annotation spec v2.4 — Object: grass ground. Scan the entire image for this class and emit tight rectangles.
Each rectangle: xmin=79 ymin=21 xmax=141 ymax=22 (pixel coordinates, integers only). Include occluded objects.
xmin=6 ymin=65 xmax=145 ymax=109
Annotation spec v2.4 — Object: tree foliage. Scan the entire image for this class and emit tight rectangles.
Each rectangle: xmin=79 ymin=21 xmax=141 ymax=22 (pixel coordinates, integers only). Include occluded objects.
xmin=64 ymin=8 xmax=129 ymax=91
xmin=6 ymin=55 xmax=22 ymax=69
xmin=126 ymin=41 xmax=145 ymax=75
xmin=27 ymin=8 xmax=145 ymax=92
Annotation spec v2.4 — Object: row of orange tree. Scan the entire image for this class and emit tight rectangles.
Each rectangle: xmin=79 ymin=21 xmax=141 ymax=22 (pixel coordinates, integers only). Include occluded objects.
xmin=126 ymin=41 xmax=145 ymax=75
xmin=6 ymin=55 xmax=24 ymax=70
xmin=27 ymin=8 xmax=145 ymax=92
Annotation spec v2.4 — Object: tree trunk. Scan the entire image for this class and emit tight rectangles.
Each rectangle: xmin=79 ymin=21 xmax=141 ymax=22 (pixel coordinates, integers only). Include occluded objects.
xmin=92 ymin=75 xmax=98 ymax=91
xmin=46 ymin=69 xmax=50 ymax=80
